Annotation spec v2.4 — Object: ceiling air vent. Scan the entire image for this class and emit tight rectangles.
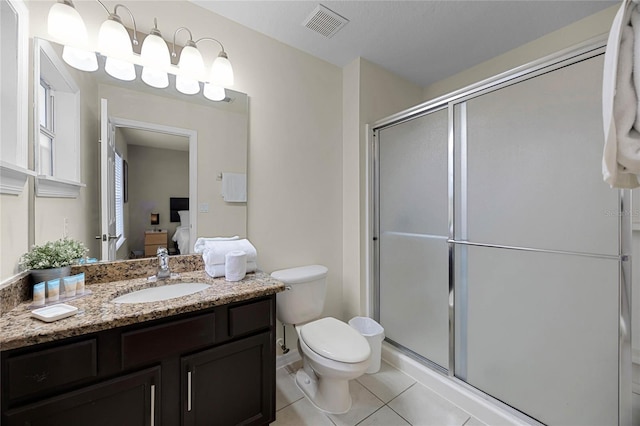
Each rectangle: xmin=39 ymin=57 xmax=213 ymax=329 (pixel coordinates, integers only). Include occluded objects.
xmin=303 ymin=4 xmax=349 ymax=38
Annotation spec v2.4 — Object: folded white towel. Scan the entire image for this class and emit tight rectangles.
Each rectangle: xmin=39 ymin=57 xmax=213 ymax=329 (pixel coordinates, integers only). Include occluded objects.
xmin=603 ymin=0 xmax=640 ymax=188
xmin=202 ymin=239 xmax=257 ymax=265
xmin=205 ymin=261 xmax=258 ymax=278
xmin=193 ymin=236 xmax=240 ymax=254
xmin=225 ymin=251 xmax=247 ymax=282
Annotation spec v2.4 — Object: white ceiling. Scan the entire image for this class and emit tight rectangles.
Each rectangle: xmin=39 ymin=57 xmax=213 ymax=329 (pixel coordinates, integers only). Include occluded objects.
xmin=191 ymin=0 xmax=617 ymax=88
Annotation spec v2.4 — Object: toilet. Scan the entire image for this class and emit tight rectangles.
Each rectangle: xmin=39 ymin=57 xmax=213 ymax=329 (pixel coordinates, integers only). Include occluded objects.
xmin=272 ymin=265 xmax=370 ymax=414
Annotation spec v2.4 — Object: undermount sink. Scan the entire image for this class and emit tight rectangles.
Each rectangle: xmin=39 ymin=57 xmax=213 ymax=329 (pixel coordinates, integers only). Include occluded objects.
xmin=112 ymin=283 xmax=210 ymax=304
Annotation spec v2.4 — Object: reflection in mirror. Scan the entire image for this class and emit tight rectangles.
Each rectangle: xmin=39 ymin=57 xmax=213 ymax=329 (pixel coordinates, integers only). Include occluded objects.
xmin=32 ymin=37 xmax=248 ymax=263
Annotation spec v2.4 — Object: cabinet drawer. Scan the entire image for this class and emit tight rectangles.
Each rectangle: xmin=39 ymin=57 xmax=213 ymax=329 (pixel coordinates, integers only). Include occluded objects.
xmin=7 ymin=339 xmax=97 ymax=400
xmin=228 ymin=299 xmax=272 ymax=337
xmin=144 ymin=244 xmax=165 ymax=256
xmin=121 ymin=313 xmax=215 ymax=368
xmin=145 ymin=232 xmax=166 ymax=245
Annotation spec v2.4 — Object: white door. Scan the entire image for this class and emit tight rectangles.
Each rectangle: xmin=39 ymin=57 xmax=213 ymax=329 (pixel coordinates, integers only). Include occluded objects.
xmin=100 ymin=98 xmax=117 ymax=260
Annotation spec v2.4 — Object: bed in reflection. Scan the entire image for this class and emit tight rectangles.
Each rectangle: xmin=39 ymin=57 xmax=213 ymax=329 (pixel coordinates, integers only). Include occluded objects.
xmin=170 ymin=197 xmax=190 ymax=254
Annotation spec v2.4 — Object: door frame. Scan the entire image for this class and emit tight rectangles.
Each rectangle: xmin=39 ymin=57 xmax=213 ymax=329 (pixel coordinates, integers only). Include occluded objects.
xmin=108 ymin=117 xmax=198 ymax=255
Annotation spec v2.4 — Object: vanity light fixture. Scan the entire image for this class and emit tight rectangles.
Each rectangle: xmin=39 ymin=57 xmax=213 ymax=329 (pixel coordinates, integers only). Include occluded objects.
xmin=172 ymin=28 xmax=205 ymax=95
xmin=140 ymin=18 xmax=170 ymax=89
xmin=46 ymin=0 xmax=235 ymax=100
xmin=97 ymin=1 xmax=138 ymax=81
xmin=48 ymin=0 xmax=98 ymax=71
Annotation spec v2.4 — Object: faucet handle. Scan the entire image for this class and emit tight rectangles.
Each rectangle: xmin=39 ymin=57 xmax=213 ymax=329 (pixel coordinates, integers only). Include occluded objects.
xmin=157 ymin=247 xmax=168 ymax=256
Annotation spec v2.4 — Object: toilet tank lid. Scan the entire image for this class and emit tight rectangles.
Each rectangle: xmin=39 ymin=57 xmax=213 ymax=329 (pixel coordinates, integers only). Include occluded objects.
xmin=271 ymin=265 xmax=328 ymax=284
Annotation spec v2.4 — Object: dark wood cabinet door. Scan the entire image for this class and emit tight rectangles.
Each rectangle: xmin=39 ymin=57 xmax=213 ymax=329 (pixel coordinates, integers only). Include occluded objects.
xmin=4 ymin=366 xmax=160 ymax=426
xmin=182 ymin=332 xmax=274 ymax=426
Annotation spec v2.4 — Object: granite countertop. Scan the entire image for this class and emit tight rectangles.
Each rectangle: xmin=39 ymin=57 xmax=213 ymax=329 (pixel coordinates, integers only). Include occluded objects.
xmin=0 ymin=270 xmax=285 ymax=352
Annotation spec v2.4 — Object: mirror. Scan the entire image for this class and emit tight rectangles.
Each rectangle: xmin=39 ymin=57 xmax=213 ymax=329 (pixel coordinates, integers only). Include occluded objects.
xmin=32 ymin=37 xmax=248 ymax=261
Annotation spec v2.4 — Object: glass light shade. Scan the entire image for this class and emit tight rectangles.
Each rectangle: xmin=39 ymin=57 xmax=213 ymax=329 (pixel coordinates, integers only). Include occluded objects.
xmin=62 ymin=45 xmax=98 ymax=72
xmin=203 ymin=83 xmax=225 ymax=101
xmin=141 ymin=33 xmax=170 ymax=66
xmin=176 ymin=45 xmax=204 ymax=95
xmin=176 ymin=76 xmax=201 ymax=95
xmin=48 ymin=2 xmax=88 ymax=45
xmin=210 ymin=54 xmax=234 ymax=87
xmin=105 ymin=57 xmax=136 ymax=81
xmin=178 ymin=45 xmax=205 ymax=78
xmin=141 ymin=67 xmax=169 ymax=89
xmin=140 ymin=32 xmax=170 ymax=89
xmin=98 ymin=19 xmax=132 ymax=58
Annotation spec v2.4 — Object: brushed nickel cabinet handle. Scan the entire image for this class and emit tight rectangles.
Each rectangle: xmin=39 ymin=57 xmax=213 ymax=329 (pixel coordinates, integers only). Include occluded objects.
xmin=187 ymin=371 xmax=192 ymax=412
xmin=150 ymin=384 xmax=156 ymax=426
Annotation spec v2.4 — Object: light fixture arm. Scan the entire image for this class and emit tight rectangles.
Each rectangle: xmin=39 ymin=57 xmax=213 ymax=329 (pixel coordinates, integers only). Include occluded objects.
xmin=172 ymin=27 xmax=196 ymax=59
xmin=96 ymin=0 xmax=139 ymax=46
xmin=195 ymin=37 xmax=227 ymax=56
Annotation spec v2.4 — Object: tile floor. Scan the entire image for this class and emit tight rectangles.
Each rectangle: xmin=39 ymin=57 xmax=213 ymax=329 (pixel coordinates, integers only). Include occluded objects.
xmin=273 ymin=361 xmax=485 ymax=426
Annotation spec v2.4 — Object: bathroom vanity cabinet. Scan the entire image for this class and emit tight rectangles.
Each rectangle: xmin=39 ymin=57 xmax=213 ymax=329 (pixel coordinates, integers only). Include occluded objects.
xmin=0 ymin=295 xmax=276 ymax=426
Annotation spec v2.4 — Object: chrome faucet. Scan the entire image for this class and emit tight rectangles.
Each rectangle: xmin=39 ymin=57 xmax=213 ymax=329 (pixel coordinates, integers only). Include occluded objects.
xmin=157 ymin=247 xmax=171 ymax=279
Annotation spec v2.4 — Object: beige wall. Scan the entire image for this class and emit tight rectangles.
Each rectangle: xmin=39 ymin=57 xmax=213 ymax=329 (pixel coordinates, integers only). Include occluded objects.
xmin=127 ymin=145 xmax=189 ymax=255
xmin=342 ymin=58 xmax=423 ymax=322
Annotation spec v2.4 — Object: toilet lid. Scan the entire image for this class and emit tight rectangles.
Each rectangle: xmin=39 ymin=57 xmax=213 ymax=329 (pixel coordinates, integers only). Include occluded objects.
xmin=300 ymin=317 xmax=371 ymax=363
xmin=271 ymin=265 xmax=328 ymax=284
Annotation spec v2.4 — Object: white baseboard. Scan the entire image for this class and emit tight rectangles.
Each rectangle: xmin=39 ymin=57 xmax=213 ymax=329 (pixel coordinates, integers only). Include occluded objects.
xmin=381 ymin=343 xmax=532 ymax=426
xmin=276 ymin=349 xmax=301 ymax=370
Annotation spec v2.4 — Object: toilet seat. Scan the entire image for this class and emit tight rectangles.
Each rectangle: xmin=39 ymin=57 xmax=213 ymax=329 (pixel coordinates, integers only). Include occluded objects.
xmin=300 ymin=317 xmax=370 ymax=363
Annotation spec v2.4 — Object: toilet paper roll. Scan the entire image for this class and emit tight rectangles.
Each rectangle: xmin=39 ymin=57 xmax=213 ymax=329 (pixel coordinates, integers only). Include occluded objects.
xmin=225 ymin=250 xmax=247 ymax=282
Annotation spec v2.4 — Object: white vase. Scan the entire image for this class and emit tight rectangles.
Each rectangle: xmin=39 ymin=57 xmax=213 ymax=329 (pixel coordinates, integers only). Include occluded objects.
xmin=30 ymin=266 xmax=71 ymax=284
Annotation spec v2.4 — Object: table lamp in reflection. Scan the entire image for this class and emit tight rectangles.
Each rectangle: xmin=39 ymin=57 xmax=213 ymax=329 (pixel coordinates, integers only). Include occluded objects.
xmin=150 ymin=213 xmax=160 ymax=231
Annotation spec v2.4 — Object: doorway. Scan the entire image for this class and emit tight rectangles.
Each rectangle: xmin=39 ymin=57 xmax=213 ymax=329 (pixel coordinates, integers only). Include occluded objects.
xmin=100 ymin=111 xmax=198 ymax=261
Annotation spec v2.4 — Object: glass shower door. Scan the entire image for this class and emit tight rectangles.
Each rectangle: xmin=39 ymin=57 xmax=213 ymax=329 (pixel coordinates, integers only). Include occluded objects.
xmin=377 ymin=108 xmax=449 ymax=369
xmin=453 ymin=54 xmax=622 ymax=425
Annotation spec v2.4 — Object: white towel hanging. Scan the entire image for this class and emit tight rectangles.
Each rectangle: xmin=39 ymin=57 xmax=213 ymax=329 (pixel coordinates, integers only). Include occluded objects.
xmin=221 ymin=172 xmax=247 ymax=202
xmin=602 ymin=0 xmax=640 ymax=188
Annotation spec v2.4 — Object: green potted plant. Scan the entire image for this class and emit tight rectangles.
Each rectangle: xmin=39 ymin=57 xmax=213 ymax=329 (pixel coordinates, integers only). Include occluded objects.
xmin=20 ymin=238 xmax=88 ymax=283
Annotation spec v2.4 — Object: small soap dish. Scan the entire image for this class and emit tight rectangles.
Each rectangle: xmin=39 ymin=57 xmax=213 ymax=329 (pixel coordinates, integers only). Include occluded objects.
xmin=31 ymin=303 xmax=79 ymax=322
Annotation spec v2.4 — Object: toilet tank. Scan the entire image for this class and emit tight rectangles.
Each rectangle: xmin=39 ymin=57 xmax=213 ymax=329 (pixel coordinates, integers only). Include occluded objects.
xmin=271 ymin=265 xmax=328 ymax=325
